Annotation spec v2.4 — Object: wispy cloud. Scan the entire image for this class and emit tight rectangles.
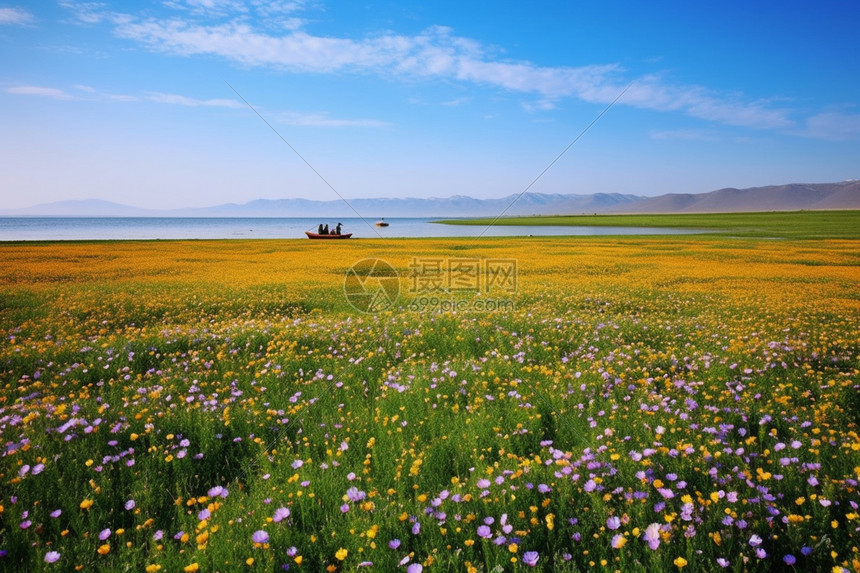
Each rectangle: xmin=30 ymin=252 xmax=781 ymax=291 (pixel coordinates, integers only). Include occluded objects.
xmin=3 ymin=81 xmax=387 ymax=127
xmin=0 ymin=6 xmax=32 ymax=25
xmin=148 ymin=92 xmax=242 ymax=108
xmin=441 ymin=97 xmax=470 ymax=107
xmin=99 ymin=13 xmax=795 ymax=132
xmin=4 ymin=85 xmax=74 ymax=99
xmin=804 ymin=111 xmax=860 ymax=141
xmin=650 ymin=129 xmax=721 ymax=142
xmin=58 ymin=2 xmax=851 ymax=138
xmin=275 ymin=111 xmax=390 ymax=128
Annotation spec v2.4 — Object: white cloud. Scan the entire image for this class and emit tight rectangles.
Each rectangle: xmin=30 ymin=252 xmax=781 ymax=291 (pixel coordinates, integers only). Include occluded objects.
xmin=651 ymin=129 xmax=720 ymax=142
xmin=4 ymin=82 xmax=384 ymax=127
xmin=622 ymin=78 xmax=793 ymax=130
xmin=58 ymin=3 xmax=817 ymax=134
xmin=58 ymin=1 xmax=113 ymax=25
xmin=162 ymin=0 xmax=249 ymax=18
xmin=441 ymin=97 xmax=470 ymax=107
xmin=148 ymin=92 xmax=242 ymax=108
xmin=4 ymin=85 xmax=74 ymax=99
xmin=275 ymin=111 xmax=389 ymax=128
xmin=108 ymin=16 xmax=797 ymax=132
xmin=804 ymin=111 xmax=860 ymax=141
xmin=0 ymin=6 xmax=32 ymax=25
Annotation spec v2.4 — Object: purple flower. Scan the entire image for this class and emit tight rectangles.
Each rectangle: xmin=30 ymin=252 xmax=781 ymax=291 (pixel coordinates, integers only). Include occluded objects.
xmin=252 ymin=530 xmax=269 ymax=544
xmin=716 ymin=558 xmax=730 ymax=568
xmin=643 ymin=523 xmax=661 ymax=550
xmin=44 ymin=551 xmax=61 ymax=564
xmin=291 ymin=459 xmax=304 ymax=469
xmin=125 ymin=499 xmax=136 ymax=511
xmin=411 ymin=521 xmax=421 ymax=535
xmin=522 ymin=551 xmax=539 ymax=567
xmin=606 ymin=516 xmax=621 ymax=530
xmin=477 ymin=525 xmax=492 ymax=539
xmin=346 ymin=487 xmax=366 ymax=502
xmin=407 ymin=564 xmax=423 ymax=573
xmin=50 ymin=509 xmax=62 ymax=518
xmin=273 ymin=507 xmax=290 ymax=523
xmin=340 ymin=503 xmax=350 ymax=513
xmin=198 ymin=508 xmax=211 ymax=521
xmin=388 ymin=539 xmax=401 ymax=549
xmin=749 ymin=534 xmax=762 ymax=547
xmin=783 ymin=554 xmax=796 ymax=565
xmin=286 ymin=546 xmax=298 ymax=557
xmin=801 ymin=546 xmax=812 ymax=556
xmin=207 ymin=486 xmax=228 ymax=498
xmin=99 ymin=528 xmax=111 ymax=541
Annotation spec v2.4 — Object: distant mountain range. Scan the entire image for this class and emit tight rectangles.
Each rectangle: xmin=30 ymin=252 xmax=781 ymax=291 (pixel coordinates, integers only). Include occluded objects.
xmin=2 ymin=181 xmax=858 ymax=218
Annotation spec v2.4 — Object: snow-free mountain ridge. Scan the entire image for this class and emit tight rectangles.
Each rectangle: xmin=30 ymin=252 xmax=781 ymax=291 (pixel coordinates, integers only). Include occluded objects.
xmin=3 ymin=181 xmax=858 ymax=217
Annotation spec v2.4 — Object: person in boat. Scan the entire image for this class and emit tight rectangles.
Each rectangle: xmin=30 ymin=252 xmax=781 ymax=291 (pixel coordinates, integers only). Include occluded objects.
xmin=335 ymin=222 xmax=342 ymax=235
xmin=323 ymin=224 xmax=329 ymax=235
xmin=318 ymin=223 xmax=324 ymax=234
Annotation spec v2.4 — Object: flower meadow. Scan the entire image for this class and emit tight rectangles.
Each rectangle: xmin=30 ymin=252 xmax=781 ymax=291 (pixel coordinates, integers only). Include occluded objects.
xmin=1 ymin=236 xmax=859 ymax=572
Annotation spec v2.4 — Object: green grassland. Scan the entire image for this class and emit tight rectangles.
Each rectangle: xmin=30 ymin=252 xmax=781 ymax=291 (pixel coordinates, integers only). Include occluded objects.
xmin=434 ymin=210 xmax=860 ymax=239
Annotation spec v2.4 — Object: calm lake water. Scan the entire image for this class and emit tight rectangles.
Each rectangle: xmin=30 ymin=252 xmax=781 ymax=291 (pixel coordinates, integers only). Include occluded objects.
xmin=0 ymin=217 xmax=708 ymax=241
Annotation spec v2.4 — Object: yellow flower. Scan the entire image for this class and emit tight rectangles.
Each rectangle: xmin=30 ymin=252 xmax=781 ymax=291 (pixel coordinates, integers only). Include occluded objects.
xmin=294 ymin=556 xmax=303 ymax=565
xmin=335 ymin=547 xmax=348 ymax=561
xmin=508 ymin=543 xmax=518 ymax=553
xmin=145 ymin=565 xmax=162 ymax=572
xmin=674 ymin=557 xmax=687 ymax=568
xmin=184 ymin=564 xmax=199 ymax=572
xmin=80 ymin=499 xmax=94 ymax=510
xmin=97 ymin=544 xmax=110 ymax=555
xmin=246 ymin=558 xmax=254 ymax=566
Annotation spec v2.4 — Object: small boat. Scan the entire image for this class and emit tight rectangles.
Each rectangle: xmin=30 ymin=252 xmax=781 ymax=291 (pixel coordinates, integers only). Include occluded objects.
xmin=375 ymin=218 xmax=389 ymax=227
xmin=306 ymin=231 xmax=352 ymax=239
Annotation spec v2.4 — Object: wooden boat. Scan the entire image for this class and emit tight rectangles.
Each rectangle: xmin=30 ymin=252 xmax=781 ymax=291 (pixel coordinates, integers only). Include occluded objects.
xmin=305 ymin=231 xmax=353 ymax=239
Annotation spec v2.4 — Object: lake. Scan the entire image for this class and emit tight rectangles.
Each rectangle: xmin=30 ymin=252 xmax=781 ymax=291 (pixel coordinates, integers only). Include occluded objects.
xmin=0 ymin=217 xmax=709 ymax=241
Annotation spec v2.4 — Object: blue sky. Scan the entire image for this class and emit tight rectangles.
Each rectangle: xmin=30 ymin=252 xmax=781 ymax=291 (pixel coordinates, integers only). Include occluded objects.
xmin=1 ymin=1 xmax=858 ymax=210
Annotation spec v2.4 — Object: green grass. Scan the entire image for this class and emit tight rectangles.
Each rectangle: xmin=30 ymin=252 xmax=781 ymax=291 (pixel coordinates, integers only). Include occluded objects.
xmin=434 ymin=210 xmax=860 ymax=239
